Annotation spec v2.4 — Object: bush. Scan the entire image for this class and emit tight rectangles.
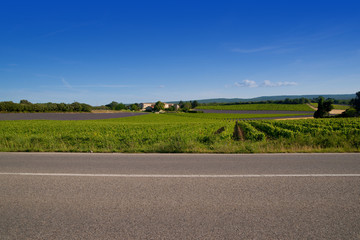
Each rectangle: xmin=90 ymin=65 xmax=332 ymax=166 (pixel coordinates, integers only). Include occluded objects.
xmin=340 ymin=108 xmax=358 ymax=117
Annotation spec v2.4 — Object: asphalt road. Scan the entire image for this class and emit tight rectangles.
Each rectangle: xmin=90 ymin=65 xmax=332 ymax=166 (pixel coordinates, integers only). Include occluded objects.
xmin=1 ymin=153 xmax=360 ymax=239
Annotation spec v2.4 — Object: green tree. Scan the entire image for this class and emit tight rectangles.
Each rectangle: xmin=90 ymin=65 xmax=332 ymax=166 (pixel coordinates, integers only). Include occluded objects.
xmin=81 ymin=103 xmax=92 ymax=112
xmin=129 ymin=104 xmax=140 ymax=111
xmin=350 ymin=91 xmax=360 ymax=112
xmin=167 ymin=105 xmax=175 ymax=111
xmin=71 ymin=102 xmax=82 ymax=112
xmin=182 ymin=102 xmax=192 ymax=112
xmin=57 ymin=103 xmax=68 ymax=112
xmin=154 ymin=101 xmax=165 ymax=111
xmin=105 ymin=101 xmax=119 ymax=110
xmin=191 ymin=100 xmax=199 ymax=109
xmin=115 ymin=103 xmax=126 ymax=110
xmin=314 ymin=97 xmax=333 ymax=118
xmin=1 ymin=101 xmax=18 ymax=112
xmin=20 ymin=99 xmax=32 ymax=104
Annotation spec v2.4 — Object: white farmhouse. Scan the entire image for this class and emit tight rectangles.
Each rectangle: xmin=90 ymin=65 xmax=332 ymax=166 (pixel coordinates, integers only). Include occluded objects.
xmin=139 ymin=102 xmax=179 ymax=111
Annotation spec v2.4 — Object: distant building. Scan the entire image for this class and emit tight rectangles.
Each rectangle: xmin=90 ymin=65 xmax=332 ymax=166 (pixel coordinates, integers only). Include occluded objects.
xmin=139 ymin=102 xmax=179 ymax=111
xmin=139 ymin=103 xmax=154 ymax=111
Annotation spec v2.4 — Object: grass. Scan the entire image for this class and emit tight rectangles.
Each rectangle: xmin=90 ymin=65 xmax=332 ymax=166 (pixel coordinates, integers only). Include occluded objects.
xmin=197 ymin=103 xmax=314 ymax=111
xmin=0 ymin=114 xmax=232 ymax=153
xmin=173 ymin=113 xmax=311 ymax=119
xmin=310 ymin=103 xmax=350 ymax=110
xmin=0 ymin=113 xmax=359 ymax=153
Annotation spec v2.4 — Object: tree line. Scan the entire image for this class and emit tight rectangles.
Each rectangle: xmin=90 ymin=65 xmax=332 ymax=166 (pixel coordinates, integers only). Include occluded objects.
xmin=102 ymin=100 xmax=200 ymax=112
xmin=100 ymin=101 xmax=140 ymax=111
xmin=0 ymin=100 xmax=92 ymax=112
xmin=339 ymin=91 xmax=360 ymax=117
xmin=314 ymin=91 xmax=360 ymax=118
xmin=2 ymin=93 xmax=358 ymax=115
xmin=198 ymin=97 xmax=351 ymax=106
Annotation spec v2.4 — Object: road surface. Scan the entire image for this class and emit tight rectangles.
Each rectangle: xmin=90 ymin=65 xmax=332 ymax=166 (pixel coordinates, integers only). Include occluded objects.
xmin=1 ymin=153 xmax=360 ymax=239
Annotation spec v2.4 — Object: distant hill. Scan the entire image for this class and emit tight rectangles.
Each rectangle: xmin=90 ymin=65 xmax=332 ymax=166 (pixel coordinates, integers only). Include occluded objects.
xmin=168 ymin=94 xmax=355 ymax=104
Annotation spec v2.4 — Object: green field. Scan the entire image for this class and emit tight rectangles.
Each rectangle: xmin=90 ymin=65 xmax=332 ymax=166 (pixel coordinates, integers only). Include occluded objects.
xmin=310 ymin=103 xmax=350 ymax=110
xmin=0 ymin=113 xmax=359 ymax=153
xmin=173 ymin=113 xmax=310 ymax=119
xmin=197 ymin=103 xmax=314 ymax=111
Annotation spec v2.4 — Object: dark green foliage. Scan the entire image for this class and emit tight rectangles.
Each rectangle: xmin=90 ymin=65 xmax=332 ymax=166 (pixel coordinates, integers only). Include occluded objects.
xmin=115 ymin=103 xmax=126 ymax=110
xmin=182 ymin=102 xmax=192 ymax=112
xmin=187 ymin=110 xmax=202 ymax=113
xmin=20 ymin=99 xmax=32 ymax=104
xmin=178 ymin=101 xmax=194 ymax=112
xmin=0 ymin=101 xmax=18 ymax=112
xmin=314 ymin=97 xmax=333 ymax=118
xmin=0 ymin=101 xmax=92 ymax=112
xmin=105 ymin=101 xmax=126 ymax=110
xmin=214 ymin=127 xmax=225 ymax=135
xmin=129 ymin=104 xmax=140 ymax=111
xmin=191 ymin=100 xmax=199 ymax=109
xmin=154 ymin=101 xmax=165 ymax=111
xmin=340 ymin=108 xmax=358 ymax=117
xmin=350 ymin=91 xmax=360 ymax=113
xmin=105 ymin=101 xmax=119 ymax=110
xmin=80 ymin=103 xmax=92 ymax=112
xmin=166 ymin=105 xmax=176 ymax=111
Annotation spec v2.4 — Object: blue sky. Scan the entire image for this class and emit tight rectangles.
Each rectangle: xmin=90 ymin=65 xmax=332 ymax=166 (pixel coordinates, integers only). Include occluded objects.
xmin=1 ymin=0 xmax=359 ymax=105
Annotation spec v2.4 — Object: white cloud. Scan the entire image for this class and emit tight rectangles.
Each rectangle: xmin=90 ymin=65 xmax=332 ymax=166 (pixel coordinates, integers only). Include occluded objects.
xmin=263 ymin=80 xmax=298 ymax=87
xmin=229 ymin=79 xmax=298 ymax=89
xmin=61 ymin=78 xmax=73 ymax=89
xmin=234 ymin=79 xmax=258 ymax=88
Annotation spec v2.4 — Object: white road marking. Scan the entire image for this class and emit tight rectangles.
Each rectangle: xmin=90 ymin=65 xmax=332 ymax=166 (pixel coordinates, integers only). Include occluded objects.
xmin=0 ymin=173 xmax=360 ymax=178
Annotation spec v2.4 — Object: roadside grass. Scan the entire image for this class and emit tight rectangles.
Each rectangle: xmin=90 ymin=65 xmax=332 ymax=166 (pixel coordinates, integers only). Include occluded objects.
xmin=196 ymin=103 xmax=314 ymax=111
xmin=0 ymin=114 xmax=359 ymax=153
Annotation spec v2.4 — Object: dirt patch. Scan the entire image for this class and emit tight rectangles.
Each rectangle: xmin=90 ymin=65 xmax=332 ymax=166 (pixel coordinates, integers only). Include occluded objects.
xmin=306 ymin=104 xmax=345 ymax=115
xmin=233 ymin=122 xmax=245 ymax=141
xmin=275 ymin=117 xmax=314 ymax=120
xmin=330 ymin=109 xmax=345 ymax=115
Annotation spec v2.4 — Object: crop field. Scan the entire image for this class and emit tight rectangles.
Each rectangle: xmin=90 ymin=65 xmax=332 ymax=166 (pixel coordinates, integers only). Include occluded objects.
xmin=310 ymin=103 xmax=350 ymax=110
xmin=197 ymin=103 xmax=314 ymax=111
xmin=0 ymin=113 xmax=359 ymax=153
xmin=173 ymin=113 xmax=311 ymax=120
